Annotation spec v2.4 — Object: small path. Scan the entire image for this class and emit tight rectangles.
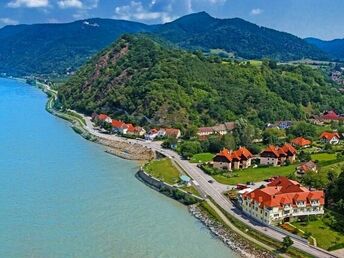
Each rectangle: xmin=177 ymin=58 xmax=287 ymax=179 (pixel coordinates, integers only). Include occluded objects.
xmin=205 ymin=199 xmax=290 ymax=258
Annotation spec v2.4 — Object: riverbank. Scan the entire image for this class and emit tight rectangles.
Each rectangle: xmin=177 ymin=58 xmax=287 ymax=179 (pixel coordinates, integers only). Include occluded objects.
xmin=37 ymin=80 xmax=154 ymax=162
xmin=190 ymin=203 xmax=274 ymax=258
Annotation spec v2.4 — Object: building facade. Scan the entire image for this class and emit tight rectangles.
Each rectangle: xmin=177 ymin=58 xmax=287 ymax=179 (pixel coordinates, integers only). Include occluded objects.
xmin=238 ymin=177 xmax=324 ymax=225
xmin=213 ymin=147 xmax=253 ymax=171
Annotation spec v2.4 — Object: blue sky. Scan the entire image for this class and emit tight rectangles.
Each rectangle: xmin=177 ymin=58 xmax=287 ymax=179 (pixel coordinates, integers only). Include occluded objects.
xmin=0 ymin=0 xmax=343 ymax=40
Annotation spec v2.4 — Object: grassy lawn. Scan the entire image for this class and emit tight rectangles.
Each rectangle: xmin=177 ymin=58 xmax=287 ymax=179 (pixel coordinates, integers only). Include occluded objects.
xmin=311 ymin=153 xmax=337 ymax=161
xmin=292 ymin=215 xmax=344 ymax=250
xmin=180 ymin=185 xmax=200 ymax=196
xmin=212 ymin=164 xmax=298 ymax=185
xmin=190 ymin=152 xmax=214 ymax=163
xmin=144 ymin=159 xmax=180 ymax=185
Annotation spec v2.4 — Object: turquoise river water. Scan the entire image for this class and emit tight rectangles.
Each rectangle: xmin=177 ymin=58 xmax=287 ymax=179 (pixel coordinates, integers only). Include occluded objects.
xmin=0 ymin=78 xmax=238 ymax=257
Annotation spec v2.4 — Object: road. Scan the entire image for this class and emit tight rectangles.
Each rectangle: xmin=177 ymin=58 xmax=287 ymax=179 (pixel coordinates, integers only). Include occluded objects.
xmin=82 ymin=115 xmax=337 ymax=258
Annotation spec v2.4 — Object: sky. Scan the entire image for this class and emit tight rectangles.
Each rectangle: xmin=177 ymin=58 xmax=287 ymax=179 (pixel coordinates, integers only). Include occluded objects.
xmin=0 ymin=0 xmax=343 ymax=40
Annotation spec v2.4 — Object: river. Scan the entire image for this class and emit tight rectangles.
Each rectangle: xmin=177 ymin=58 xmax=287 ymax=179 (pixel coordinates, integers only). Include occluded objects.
xmin=0 ymin=78 xmax=238 ymax=257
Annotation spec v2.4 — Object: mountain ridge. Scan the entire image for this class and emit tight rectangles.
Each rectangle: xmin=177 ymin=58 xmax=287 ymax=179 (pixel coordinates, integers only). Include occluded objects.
xmin=0 ymin=12 xmax=328 ymax=76
xmin=305 ymin=37 xmax=344 ymax=60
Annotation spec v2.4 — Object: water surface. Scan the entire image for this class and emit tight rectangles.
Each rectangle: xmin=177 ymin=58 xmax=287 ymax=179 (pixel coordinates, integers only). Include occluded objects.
xmin=0 ymin=78 xmax=237 ymax=258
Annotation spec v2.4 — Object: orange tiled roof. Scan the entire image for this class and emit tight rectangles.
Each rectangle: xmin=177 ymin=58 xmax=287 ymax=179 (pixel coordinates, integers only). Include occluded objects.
xmin=214 ymin=147 xmax=253 ymax=162
xmin=98 ymin=114 xmax=109 ymax=121
xmin=320 ymin=132 xmax=340 ymax=141
xmin=111 ymin=120 xmax=124 ymax=128
xmin=291 ymin=137 xmax=312 ymax=147
xmin=281 ymin=143 xmax=297 ymax=155
xmin=261 ymin=144 xmax=296 ymax=157
xmin=242 ymin=176 xmax=325 ymax=208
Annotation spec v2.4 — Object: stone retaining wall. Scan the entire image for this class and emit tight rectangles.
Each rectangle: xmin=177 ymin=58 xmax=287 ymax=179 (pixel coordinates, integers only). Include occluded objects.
xmin=137 ymin=169 xmax=203 ymax=203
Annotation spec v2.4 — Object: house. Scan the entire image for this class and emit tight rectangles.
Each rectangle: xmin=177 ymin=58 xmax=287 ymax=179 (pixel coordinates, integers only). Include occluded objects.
xmin=212 ymin=124 xmax=227 ymax=135
xmin=197 ymin=121 xmax=236 ymax=137
xmin=291 ymin=137 xmax=312 ymax=148
xmin=320 ymin=132 xmax=340 ymax=145
xmin=296 ymin=161 xmax=318 ymax=177
xmin=238 ymin=176 xmax=325 ymax=225
xmin=198 ymin=127 xmax=214 ymax=136
xmin=260 ymin=143 xmax=297 ymax=166
xmin=267 ymin=121 xmax=293 ymax=129
xmin=134 ymin=126 xmax=146 ymax=136
xmin=145 ymin=129 xmax=159 ymax=141
xmin=120 ymin=123 xmax=135 ymax=135
xmin=213 ymin=147 xmax=253 ymax=171
xmin=224 ymin=122 xmax=236 ymax=132
xmin=97 ymin=114 xmax=112 ymax=124
xmin=320 ymin=110 xmax=342 ymax=121
xmin=111 ymin=120 xmax=125 ymax=133
xmin=164 ymin=128 xmax=181 ymax=139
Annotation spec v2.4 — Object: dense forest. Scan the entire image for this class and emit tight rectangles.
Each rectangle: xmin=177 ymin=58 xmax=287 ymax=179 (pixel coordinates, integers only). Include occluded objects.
xmin=154 ymin=12 xmax=327 ymax=61
xmin=58 ymin=35 xmax=344 ymax=130
xmin=306 ymin=37 xmax=344 ymax=60
xmin=0 ymin=12 xmax=328 ymax=76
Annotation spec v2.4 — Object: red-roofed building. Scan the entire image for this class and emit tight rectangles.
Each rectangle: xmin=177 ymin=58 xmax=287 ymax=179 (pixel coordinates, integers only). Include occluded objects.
xmin=145 ymin=128 xmax=159 ymax=141
xmin=238 ymin=176 xmax=324 ymax=225
xmin=97 ymin=114 xmax=112 ymax=123
xmin=320 ymin=110 xmax=342 ymax=121
xmin=213 ymin=147 xmax=253 ymax=171
xmin=291 ymin=137 xmax=312 ymax=148
xmin=160 ymin=128 xmax=181 ymax=139
xmin=320 ymin=132 xmax=340 ymax=144
xmin=111 ymin=120 xmax=125 ymax=132
xmin=296 ymin=161 xmax=318 ymax=177
xmin=260 ymin=143 xmax=297 ymax=166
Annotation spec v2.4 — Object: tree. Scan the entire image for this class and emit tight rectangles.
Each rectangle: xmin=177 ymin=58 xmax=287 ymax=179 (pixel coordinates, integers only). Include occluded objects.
xmin=183 ymin=125 xmax=198 ymax=140
xmin=287 ymin=121 xmax=316 ymax=138
xmin=282 ymin=236 xmax=293 ymax=251
xmin=262 ymin=128 xmax=284 ymax=145
xmin=180 ymin=141 xmax=202 ymax=158
xmin=161 ymin=137 xmax=178 ymax=149
xmin=233 ymin=118 xmax=260 ymax=147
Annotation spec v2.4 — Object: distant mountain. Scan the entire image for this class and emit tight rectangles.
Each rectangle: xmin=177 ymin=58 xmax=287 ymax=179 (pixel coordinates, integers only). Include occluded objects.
xmin=153 ymin=12 xmax=327 ymax=61
xmin=0 ymin=12 xmax=328 ymax=76
xmin=0 ymin=19 xmax=151 ymax=76
xmin=305 ymin=37 xmax=344 ymax=60
xmin=58 ymin=35 xmax=343 ymax=129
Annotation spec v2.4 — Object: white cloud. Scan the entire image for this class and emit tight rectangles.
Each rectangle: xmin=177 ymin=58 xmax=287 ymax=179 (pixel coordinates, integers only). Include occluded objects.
xmin=58 ymin=0 xmax=83 ymax=9
xmin=250 ymin=8 xmax=263 ymax=16
xmin=7 ymin=0 xmax=49 ymax=8
xmin=113 ymin=1 xmax=175 ymax=23
xmin=0 ymin=17 xmax=19 ymax=25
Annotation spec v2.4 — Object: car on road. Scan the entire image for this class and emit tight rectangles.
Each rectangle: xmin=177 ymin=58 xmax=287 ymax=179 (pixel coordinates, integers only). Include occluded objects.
xmin=208 ymin=180 xmax=214 ymax=183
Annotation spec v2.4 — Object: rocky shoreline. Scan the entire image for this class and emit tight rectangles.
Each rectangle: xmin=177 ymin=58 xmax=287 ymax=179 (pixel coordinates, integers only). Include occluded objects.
xmin=189 ymin=205 xmax=275 ymax=258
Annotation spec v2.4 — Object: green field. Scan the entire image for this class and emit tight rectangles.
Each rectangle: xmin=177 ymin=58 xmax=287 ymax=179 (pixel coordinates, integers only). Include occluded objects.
xmin=311 ymin=153 xmax=337 ymax=161
xmin=292 ymin=214 xmax=344 ymax=250
xmin=190 ymin=153 xmax=214 ymax=163
xmin=212 ymin=164 xmax=298 ymax=185
xmin=144 ymin=159 xmax=180 ymax=185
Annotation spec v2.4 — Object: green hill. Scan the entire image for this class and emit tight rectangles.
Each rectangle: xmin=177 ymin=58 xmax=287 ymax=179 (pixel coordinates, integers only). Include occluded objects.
xmin=306 ymin=37 xmax=344 ymax=60
xmin=0 ymin=12 xmax=327 ymax=76
xmin=58 ymin=35 xmax=343 ymax=129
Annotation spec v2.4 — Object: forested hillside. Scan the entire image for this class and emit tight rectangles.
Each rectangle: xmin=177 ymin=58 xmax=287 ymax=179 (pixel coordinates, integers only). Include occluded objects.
xmin=306 ymin=37 xmax=344 ymax=60
xmin=0 ymin=12 xmax=327 ymax=76
xmin=153 ymin=12 xmax=327 ymax=61
xmin=0 ymin=19 xmax=150 ymax=76
xmin=58 ymin=35 xmax=343 ymax=129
